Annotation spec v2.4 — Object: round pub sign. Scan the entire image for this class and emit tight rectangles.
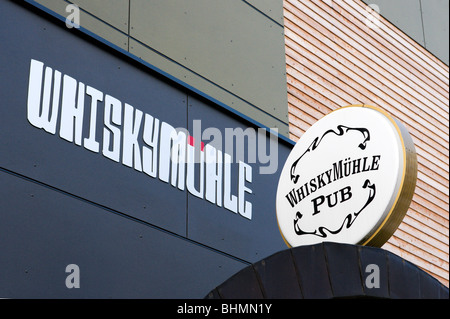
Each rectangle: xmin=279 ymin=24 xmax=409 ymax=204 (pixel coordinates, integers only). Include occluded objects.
xmin=276 ymin=105 xmax=417 ymax=247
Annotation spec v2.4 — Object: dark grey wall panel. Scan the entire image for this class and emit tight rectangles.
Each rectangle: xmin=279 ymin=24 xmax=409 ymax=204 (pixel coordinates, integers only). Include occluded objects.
xmin=186 ymin=96 xmax=290 ymax=262
xmin=0 ymin=0 xmax=294 ymax=298
xmin=0 ymin=0 xmax=188 ymax=236
xmin=0 ymin=170 xmax=247 ymax=298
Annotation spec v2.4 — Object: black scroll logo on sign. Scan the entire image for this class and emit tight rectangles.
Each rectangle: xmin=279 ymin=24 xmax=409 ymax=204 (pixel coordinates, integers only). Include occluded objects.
xmin=288 ymin=125 xmax=378 ymax=238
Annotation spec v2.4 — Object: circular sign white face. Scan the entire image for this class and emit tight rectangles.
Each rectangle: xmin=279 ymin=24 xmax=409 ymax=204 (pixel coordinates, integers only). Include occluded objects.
xmin=276 ymin=105 xmax=417 ymax=248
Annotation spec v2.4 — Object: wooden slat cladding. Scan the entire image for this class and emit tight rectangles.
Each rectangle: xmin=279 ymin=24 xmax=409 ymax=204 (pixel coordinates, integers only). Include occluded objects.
xmin=284 ymin=0 xmax=449 ymax=287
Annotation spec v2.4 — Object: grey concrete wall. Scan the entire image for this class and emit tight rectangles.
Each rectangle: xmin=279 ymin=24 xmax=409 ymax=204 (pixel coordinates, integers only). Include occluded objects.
xmin=362 ymin=0 xmax=449 ymax=65
xmin=32 ymin=0 xmax=290 ymax=137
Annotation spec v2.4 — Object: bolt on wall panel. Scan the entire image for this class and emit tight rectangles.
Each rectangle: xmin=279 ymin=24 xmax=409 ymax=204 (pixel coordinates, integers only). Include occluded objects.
xmin=0 ymin=170 xmax=247 ymax=298
xmin=0 ymin=0 xmax=188 ymax=236
xmin=34 ymin=0 xmax=129 ymax=51
xmin=71 ymin=0 xmax=129 ymax=33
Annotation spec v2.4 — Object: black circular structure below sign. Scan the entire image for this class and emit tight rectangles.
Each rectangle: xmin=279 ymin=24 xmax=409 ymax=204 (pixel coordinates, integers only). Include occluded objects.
xmin=206 ymin=242 xmax=448 ymax=299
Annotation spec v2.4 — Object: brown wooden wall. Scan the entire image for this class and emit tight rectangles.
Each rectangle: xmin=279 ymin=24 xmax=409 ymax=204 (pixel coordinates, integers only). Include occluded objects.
xmin=283 ymin=0 xmax=449 ymax=286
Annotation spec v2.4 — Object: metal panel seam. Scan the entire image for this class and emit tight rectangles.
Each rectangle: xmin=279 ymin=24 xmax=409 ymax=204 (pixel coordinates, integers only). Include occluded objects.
xmin=0 ymin=166 xmax=253 ymax=266
xmin=23 ymin=0 xmax=293 ymax=145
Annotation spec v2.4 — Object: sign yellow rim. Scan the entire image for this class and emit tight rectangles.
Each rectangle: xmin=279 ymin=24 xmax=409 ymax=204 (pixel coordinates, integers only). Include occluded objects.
xmin=333 ymin=104 xmax=417 ymax=247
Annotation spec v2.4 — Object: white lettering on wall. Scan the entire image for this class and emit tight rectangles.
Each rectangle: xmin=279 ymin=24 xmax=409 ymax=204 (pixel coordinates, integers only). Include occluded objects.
xmin=26 ymin=59 xmax=256 ymax=219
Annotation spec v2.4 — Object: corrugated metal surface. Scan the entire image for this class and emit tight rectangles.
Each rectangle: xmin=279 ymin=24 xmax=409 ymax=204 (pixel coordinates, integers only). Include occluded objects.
xmin=284 ymin=0 xmax=449 ymax=286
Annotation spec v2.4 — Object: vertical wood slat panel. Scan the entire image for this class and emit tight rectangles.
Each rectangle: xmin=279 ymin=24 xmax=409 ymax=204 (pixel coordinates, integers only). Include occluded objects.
xmin=284 ymin=0 xmax=449 ymax=287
